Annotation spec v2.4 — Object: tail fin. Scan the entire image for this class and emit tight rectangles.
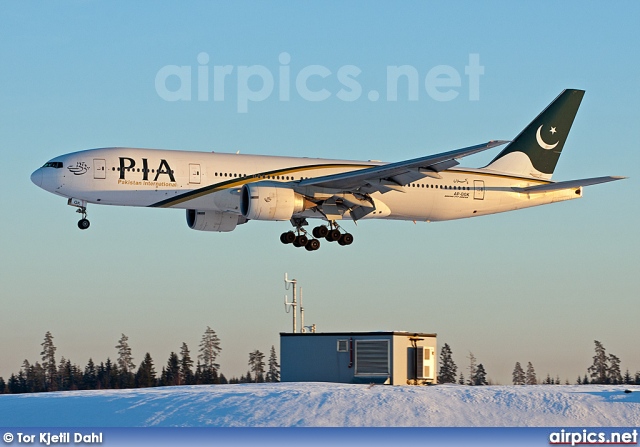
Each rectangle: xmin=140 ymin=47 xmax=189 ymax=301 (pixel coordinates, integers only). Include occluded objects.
xmin=485 ymin=89 xmax=585 ymax=180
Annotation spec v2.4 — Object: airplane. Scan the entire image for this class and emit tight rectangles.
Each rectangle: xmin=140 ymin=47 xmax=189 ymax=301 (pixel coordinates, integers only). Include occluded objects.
xmin=31 ymin=89 xmax=624 ymax=251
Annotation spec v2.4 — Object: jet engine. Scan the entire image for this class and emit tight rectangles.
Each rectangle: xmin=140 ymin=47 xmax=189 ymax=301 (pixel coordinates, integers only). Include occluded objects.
xmin=186 ymin=209 xmax=245 ymax=232
xmin=241 ymin=183 xmax=310 ymax=220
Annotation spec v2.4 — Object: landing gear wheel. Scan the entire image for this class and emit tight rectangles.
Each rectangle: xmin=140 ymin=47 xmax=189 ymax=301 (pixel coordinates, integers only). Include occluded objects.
xmin=305 ymin=239 xmax=321 ymax=251
xmin=280 ymin=231 xmax=296 ymax=244
xmin=326 ymin=229 xmax=341 ymax=242
xmin=77 ymin=218 xmax=90 ymax=230
xmin=312 ymin=226 xmax=329 ymax=238
xmin=293 ymin=234 xmax=308 ymax=247
xmin=338 ymin=233 xmax=353 ymax=246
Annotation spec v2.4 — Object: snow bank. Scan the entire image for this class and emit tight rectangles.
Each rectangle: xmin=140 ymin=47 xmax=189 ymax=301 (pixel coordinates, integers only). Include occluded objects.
xmin=0 ymin=383 xmax=638 ymax=427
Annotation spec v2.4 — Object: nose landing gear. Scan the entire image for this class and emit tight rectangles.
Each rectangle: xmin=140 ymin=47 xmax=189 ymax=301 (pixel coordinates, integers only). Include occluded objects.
xmin=68 ymin=198 xmax=90 ymax=230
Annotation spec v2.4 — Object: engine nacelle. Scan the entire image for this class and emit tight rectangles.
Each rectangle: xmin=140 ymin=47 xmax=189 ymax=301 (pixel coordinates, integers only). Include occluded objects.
xmin=241 ymin=183 xmax=307 ymax=221
xmin=186 ymin=209 xmax=244 ymax=232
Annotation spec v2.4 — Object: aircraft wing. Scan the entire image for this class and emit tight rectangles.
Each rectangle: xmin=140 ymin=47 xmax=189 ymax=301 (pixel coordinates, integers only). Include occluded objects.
xmin=296 ymin=140 xmax=509 ymax=194
xmin=511 ymin=176 xmax=627 ymax=194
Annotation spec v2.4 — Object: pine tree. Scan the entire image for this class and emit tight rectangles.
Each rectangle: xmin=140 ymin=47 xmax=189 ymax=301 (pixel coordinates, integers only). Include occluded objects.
xmin=161 ymin=352 xmax=180 ymax=386
xmin=266 ymin=345 xmax=280 ymax=383
xmin=623 ymin=369 xmax=633 ymax=385
xmin=198 ymin=327 xmax=222 ymax=384
xmin=582 ymin=374 xmax=589 ymax=385
xmin=467 ymin=352 xmax=477 ymax=386
xmin=0 ymin=377 xmax=5 ymax=394
xmin=180 ymin=343 xmax=195 ymax=385
xmin=458 ymin=373 xmax=465 ymax=385
xmin=472 ymin=363 xmax=488 ymax=386
xmin=525 ymin=362 xmax=537 ymax=385
xmin=135 ymin=353 xmax=157 ymax=388
xmin=512 ymin=362 xmax=525 ymax=385
xmin=57 ymin=357 xmax=70 ymax=391
xmin=115 ymin=334 xmax=135 ymax=388
xmin=40 ymin=331 xmax=57 ymax=391
xmin=83 ymin=358 xmax=97 ymax=390
xmin=438 ymin=343 xmax=458 ymax=384
xmin=588 ymin=340 xmax=608 ymax=384
xmin=248 ymin=350 xmax=265 ymax=383
xmin=607 ymin=354 xmax=622 ymax=385
xmin=576 ymin=376 xmax=582 ymax=385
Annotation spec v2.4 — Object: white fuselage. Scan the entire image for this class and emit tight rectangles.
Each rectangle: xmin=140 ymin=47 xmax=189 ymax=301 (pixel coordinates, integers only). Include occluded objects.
xmin=31 ymin=147 xmax=582 ymax=223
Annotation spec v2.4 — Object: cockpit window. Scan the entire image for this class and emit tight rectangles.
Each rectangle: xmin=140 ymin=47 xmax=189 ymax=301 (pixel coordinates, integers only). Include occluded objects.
xmin=42 ymin=162 xmax=63 ymax=168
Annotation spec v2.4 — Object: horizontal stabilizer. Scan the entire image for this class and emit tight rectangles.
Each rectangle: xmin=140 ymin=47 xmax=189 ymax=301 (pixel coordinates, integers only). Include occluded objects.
xmin=512 ymin=176 xmax=626 ymax=194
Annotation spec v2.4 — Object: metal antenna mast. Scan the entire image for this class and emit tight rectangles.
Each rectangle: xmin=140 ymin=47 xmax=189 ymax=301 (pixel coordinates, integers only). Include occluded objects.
xmin=300 ymin=287 xmax=305 ymax=333
xmin=284 ymin=273 xmax=298 ymax=333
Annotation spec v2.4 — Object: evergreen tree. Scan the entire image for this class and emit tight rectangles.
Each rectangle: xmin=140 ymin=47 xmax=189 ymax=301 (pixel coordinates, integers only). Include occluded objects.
xmin=57 ymin=357 xmax=70 ymax=391
xmin=458 ymin=373 xmax=465 ymax=385
xmin=248 ymin=350 xmax=265 ymax=383
xmin=115 ymin=334 xmax=136 ymax=373
xmin=588 ymin=340 xmax=608 ymax=384
xmin=218 ymin=373 xmax=228 ymax=384
xmin=40 ymin=331 xmax=57 ymax=391
xmin=544 ymin=373 xmax=552 ymax=385
xmin=472 ymin=363 xmax=488 ymax=386
xmin=635 ymin=372 xmax=640 ymax=385
xmin=623 ymin=369 xmax=633 ymax=385
xmin=8 ymin=373 xmax=25 ymax=394
xmin=198 ymin=327 xmax=222 ymax=384
xmin=0 ymin=377 xmax=5 ymax=394
xmin=512 ymin=362 xmax=525 ymax=385
xmin=582 ymin=374 xmax=589 ymax=385
xmin=266 ymin=345 xmax=280 ymax=383
xmin=180 ymin=343 xmax=195 ymax=385
xmin=135 ymin=353 xmax=157 ymax=388
xmin=161 ymin=352 xmax=180 ymax=386
xmin=115 ymin=334 xmax=136 ymax=388
xmin=83 ymin=358 xmax=97 ymax=390
xmin=576 ymin=376 xmax=582 ymax=385
xmin=466 ymin=352 xmax=477 ymax=386
xmin=437 ymin=343 xmax=458 ymax=384
xmin=607 ymin=354 xmax=622 ymax=385
xmin=525 ymin=362 xmax=537 ymax=385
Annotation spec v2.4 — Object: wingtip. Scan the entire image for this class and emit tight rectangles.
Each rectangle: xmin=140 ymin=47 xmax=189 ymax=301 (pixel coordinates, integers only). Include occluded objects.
xmin=488 ymin=140 xmax=511 ymax=148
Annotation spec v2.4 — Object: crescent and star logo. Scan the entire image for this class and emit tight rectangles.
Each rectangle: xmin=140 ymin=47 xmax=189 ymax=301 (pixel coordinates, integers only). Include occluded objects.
xmin=536 ymin=125 xmax=559 ymax=150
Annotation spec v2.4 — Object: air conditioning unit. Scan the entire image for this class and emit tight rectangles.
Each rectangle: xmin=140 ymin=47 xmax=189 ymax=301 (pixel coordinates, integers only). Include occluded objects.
xmin=416 ymin=346 xmax=435 ymax=380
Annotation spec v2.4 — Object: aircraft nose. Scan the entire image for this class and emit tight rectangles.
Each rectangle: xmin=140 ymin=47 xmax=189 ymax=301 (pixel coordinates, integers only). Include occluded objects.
xmin=31 ymin=168 xmax=43 ymax=187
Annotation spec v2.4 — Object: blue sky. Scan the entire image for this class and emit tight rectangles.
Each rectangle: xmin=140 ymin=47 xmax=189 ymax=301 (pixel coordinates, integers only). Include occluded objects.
xmin=1 ymin=2 xmax=638 ymax=385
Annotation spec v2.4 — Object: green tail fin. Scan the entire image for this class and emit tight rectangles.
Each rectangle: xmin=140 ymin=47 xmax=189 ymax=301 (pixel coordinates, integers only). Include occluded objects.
xmin=486 ymin=89 xmax=584 ymax=179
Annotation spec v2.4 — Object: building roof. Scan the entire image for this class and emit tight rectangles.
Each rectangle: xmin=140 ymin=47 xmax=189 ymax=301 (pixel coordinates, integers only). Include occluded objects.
xmin=280 ymin=331 xmax=437 ymax=337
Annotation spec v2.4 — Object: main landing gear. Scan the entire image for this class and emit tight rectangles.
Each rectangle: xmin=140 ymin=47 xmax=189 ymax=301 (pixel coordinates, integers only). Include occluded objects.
xmin=280 ymin=220 xmax=353 ymax=251
xmin=68 ymin=198 xmax=90 ymax=230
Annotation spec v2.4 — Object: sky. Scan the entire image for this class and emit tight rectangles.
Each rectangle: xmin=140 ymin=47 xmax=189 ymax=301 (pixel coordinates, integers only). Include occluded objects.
xmin=1 ymin=2 xmax=638 ymax=386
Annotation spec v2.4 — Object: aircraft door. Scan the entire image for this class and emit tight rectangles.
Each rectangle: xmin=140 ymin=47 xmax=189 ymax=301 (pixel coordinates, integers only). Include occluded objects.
xmin=93 ymin=159 xmax=106 ymax=179
xmin=189 ymin=164 xmax=201 ymax=184
xmin=474 ymin=180 xmax=485 ymax=200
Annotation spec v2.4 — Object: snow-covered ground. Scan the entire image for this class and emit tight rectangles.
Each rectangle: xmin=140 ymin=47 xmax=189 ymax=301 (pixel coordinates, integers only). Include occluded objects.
xmin=0 ymin=383 xmax=638 ymax=427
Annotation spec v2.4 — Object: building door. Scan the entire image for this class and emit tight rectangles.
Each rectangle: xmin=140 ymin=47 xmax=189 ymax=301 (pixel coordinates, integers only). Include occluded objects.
xmin=93 ymin=159 xmax=106 ymax=179
xmin=189 ymin=164 xmax=201 ymax=184
xmin=474 ymin=180 xmax=485 ymax=200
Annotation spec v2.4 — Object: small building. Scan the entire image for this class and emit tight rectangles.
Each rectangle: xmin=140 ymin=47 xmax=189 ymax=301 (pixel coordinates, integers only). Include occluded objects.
xmin=280 ymin=331 xmax=437 ymax=386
